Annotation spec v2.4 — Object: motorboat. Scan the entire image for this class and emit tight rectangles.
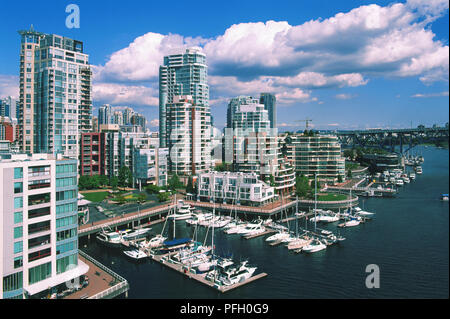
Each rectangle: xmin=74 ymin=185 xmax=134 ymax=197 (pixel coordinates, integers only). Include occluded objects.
xmin=287 ymin=236 xmax=313 ymax=250
xmin=169 ymin=204 xmax=194 ymax=220
xmin=96 ymin=228 xmax=129 ymax=248
xmin=140 ymin=234 xmax=167 ymax=249
xmin=265 ymin=231 xmax=291 ymax=242
xmin=415 ymin=166 xmax=423 ymax=174
xmin=302 ymin=239 xmax=327 ymax=253
xmin=281 ymin=234 xmax=298 ymax=244
xmin=186 ymin=212 xmax=213 ymax=226
xmin=353 ymin=207 xmax=375 ymax=216
xmin=123 ymin=249 xmax=148 ymax=261
xmin=409 ymin=172 xmax=416 ymax=180
xmin=238 ymin=224 xmax=265 ymax=237
xmin=121 ymin=227 xmax=152 ymax=242
xmin=340 ymin=217 xmax=361 ymax=228
xmin=441 ymin=194 xmax=449 ymax=201
xmin=224 ymin=222 xmax=247 ymax=234
xmin=217 ymin=261 xmax=257 ymax=286
xmin=320 ymin=213 xmax=340 ymax=223
xmin=396 ymin=179 xmax=404 ymax=186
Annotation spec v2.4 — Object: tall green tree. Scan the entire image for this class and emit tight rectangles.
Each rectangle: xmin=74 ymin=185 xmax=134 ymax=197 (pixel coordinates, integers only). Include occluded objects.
xmin=118 ymin=166 xmax=133 ymax=188
xmin=99 ymin=175 xmax=109 ymax=187
xmin=168 ymin=174 xmax=183 ymax=190
xmin=158 ymin=192 xmax=169 ymax=202
xmin=110 ymin=176 xmax=119 ymax=190
xmin=186 ymin=176 xmax=195 ymax=194
xmin=295 ymin=174 xmax=311 ymax=198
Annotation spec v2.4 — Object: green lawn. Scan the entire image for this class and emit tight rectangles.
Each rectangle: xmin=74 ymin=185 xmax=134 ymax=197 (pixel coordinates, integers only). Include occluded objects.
xmin=81 ymin=191 xmax=110 ymax=203
xmin=317 ymin=193 xmax=348 ymax=201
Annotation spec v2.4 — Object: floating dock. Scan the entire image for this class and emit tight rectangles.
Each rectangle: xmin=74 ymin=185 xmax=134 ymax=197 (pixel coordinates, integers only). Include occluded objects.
xmin=148 ymin=251 xmax=267 ymax=293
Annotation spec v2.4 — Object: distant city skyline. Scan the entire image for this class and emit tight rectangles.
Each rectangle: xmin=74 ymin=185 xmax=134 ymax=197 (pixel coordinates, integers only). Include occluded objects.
xmin=0 ymin=0 xmax=448 ymax=131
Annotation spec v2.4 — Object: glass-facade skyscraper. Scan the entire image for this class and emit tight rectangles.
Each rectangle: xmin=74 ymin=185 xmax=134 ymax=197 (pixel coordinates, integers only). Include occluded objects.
xmin=259 ymin=93 xmax=276 ymax=129
xmin=17 ymin=26 xmax=92 ymax=158
xmin=159 ymin=47 xmax=209 ymax=148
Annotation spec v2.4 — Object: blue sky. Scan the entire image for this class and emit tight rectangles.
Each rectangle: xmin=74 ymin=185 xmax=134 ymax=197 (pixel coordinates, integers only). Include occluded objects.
xmin=0 ymin=0 xmax=448 ymax=131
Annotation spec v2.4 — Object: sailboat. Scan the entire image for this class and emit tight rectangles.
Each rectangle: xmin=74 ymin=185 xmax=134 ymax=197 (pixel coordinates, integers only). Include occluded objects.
xmin=302 ymin=239 xmax=327 ymax=253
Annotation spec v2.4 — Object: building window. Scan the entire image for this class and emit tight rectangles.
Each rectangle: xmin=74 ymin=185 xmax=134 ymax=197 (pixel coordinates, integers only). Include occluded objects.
xmin=2 ymin=272 xmax=23 ymax=292
xmin=28 ymin=179 xmax=51 ymax=190
xmin=28 ymin=207 xmax=51 ymax=219
xmin=14 ymin=197 xmax=23 ymax=209
xmin=14 ymin=241 xmax=23 ymax=254
xmin=56 ymin=228 xmax=77 ymax=241
xmin=28 ymin=221 xmax=51 ymax=235
xmin=14 ymin=257 xmax=23 ymax=269
xmin=56 ymin=253 xmax=78 ymax=274
xmin=28 ymin=248 xmax=51 ymax=262
xmin=28 ymin=234 xmax=51 ymax=249
xmin=14 ymin=212 xmax=23 ymax=224
xmin=14 ymin=168 xmax=23 ymax=179
xmin=14 ymin=227 xmax=23 ymax=239
xmin=14 ymin=182 xmax=23 ymax=194
xmin=28 ymin=193 xmax=50 ymax=206
xmin=28 ymin=262 xmax=51 ymax=285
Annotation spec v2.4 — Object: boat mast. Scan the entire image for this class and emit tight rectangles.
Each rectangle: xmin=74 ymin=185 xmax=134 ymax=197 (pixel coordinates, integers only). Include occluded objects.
xmin=296 ymin=195 xmax=298 ymax=237
xmin=173 ymin=194 xmax=176 ymax=239
xmin=314 ymin=173 xmax=317 ymax=232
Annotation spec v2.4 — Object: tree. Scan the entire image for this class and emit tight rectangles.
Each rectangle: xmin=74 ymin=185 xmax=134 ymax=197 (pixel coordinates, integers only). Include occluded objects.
xmin=310 ymin=178 xmax=321 ymax=195
xmin=99 ymin=175 xmax=109 ymax=187
xmin=145 ymin=184 xmax=161 ymax=194
xmin=91 ymin=175 xmax=100 ymax=189
xmin=158 ymin=192 xmax=169 ymax=202
xmin=168 ymin=174 xmax=183 ymax=190
xmin=118 ymin=166 xmax=133 ymax=188
xmin=295 ymin=174 xmax=311 ymax=198
xmin=186 ymin=176 xmax=195 ymax=194
xmin=337 ymin=175 xmax=343 ymax=183
xmin=110 ymin=176 xmax=119 ymax=190
xmin=137 ymin=192 xmax=147 ymax=203
xmin=347 ymin=169 xmax=353 ymax=179
xmin=78 ymin=175 xmax=90 ymax=190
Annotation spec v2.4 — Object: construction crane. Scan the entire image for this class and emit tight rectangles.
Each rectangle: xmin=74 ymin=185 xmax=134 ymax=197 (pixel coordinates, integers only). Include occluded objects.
xmin=296 ymin=119 xmax=313 ymax=131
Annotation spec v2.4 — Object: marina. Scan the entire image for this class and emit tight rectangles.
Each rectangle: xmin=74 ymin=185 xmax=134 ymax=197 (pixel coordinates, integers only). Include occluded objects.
xmin=78 ymin=146 xmax=448 ymax=298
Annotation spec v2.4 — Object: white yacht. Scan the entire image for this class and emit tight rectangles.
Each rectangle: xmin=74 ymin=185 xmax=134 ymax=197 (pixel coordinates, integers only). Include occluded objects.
xmin=238 ymin=224 xmax=265 ymax=237
xmin=396 ymin=179 xmax=404 ymax=186
xmin=353 ymin=207 xmax=375 ymax=216
xmin=265 ymin=231 xmax=291 ymax=242
xmin=96 ymin=228 xmax=130 ymax=248
xmin=409 ymin=172 xmax=416 ymax=180
xmin=415 ymin=166 xmax=423 ymax=174
xmin=121 ymin=227 xmax=152 ymax=242
xmin=140 ymin=234 xmax=167 ymax=249
xmin=169 ymin=204 xmax=194 ymax=220
xmin=302 ymin=239 xmax=327 ymax=253
xmin=219 ymin=261 xmax=257 ymax=286
xmin=123 ymin=249 xmax=148 ymax=261
xmin=341 ymin=218 xmax=361 ymax=227
xmin=224 ymin=222 xmax=248 ymax=234
xmin=320 ymin=213 xmax=341 ymax=223
xmin=287 ymin=236 xmax=313 ymax=250
xmin=186 ymin=212 xmax=213 ymax=226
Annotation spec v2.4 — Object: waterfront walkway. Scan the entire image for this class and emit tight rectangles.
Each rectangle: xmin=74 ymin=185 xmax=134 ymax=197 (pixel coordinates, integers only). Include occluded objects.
xmin=65 ymin=251 xmax=129 ymax=299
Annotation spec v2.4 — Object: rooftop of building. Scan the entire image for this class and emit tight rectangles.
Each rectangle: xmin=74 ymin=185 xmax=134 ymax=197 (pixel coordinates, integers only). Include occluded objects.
xmin=0 ymin=152 xmax=76 ymax=164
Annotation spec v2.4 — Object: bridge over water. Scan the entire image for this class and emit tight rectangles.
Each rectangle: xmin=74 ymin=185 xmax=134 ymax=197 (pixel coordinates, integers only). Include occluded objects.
xmin=334 ymin=125 xmax=449 ymax=154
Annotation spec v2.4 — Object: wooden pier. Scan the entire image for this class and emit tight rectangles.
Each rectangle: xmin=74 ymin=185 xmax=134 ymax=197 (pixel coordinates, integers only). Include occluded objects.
xmin=148 ymin=251 xmax=267 ymax=293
